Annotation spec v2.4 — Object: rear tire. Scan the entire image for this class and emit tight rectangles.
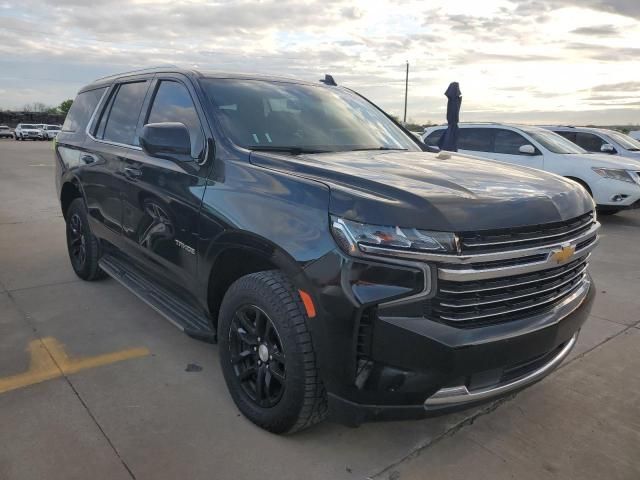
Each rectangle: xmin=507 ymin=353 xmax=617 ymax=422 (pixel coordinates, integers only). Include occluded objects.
xmin=65 ymin=198 xmax=107 ymax=281
xmin=218 ymin=270 xmax=327 ymax=434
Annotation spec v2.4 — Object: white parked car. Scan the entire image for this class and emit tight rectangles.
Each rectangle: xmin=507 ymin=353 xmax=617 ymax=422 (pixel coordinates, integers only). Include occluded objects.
xmin=13 ymin=123 xmax=42 ymax=140
xmin=629 ymin=130 xmax=640 ymax=141
xmin=422 ymin=123 xmax=640 ymax=214
xmin=541 ymin=126 xmax=640 ymax=160
xmin=41 ymin=124 xmax=62 ymax=140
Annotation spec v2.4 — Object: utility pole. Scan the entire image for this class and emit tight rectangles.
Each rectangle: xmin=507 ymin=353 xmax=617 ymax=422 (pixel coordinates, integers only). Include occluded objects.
xmin=403 ymin=61 xmax=409 ymax=125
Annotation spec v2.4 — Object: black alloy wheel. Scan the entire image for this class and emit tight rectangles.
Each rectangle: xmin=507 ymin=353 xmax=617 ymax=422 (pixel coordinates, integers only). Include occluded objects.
xmin=228 ymin=304 xmax=286 ymax=408
xmin=68 ymin=213 xmax=87 ymax=270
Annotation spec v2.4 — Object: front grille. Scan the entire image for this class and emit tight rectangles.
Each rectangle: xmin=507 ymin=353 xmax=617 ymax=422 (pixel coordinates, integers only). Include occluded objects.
xmin=458 ymin=212 xmax=594 ymax=254
xmin=426 ymin=212 xmax=598 ymax=328
xmin=428 ymin=256 xmax=588 ymax=326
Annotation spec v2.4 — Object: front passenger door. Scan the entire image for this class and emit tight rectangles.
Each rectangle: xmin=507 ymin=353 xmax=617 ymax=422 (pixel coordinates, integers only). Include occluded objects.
xmin=120 ymin=76 xmax=211 ymax=297
xmin=490 ymin=129 xmax=544 ymax=170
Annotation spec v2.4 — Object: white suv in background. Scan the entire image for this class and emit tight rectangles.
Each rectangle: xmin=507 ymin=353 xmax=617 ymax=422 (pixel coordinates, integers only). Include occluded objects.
xmin=13 ymin=123 xmax=42 ymax=140
xmin=541 ymin=126 xmax=640 ymax=160
xmin=41 ymin=124 xmax=62 ymax=140
xmin=422 ymin=123 xmax=640 ymax=214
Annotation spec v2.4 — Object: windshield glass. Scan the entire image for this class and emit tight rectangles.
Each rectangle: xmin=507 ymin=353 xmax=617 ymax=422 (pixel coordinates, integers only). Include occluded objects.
xmin=605 ymin=130 xmax=640 ymax=151
xmin=201 ymin=79 xmax=419 ymax=153
xmin=47 ymin=125 xmax=60 ymax=130
xmin=523 ymin=128 xmax=587 ymax=154
xmin=22 ymin=124 xmax=36 ymax=129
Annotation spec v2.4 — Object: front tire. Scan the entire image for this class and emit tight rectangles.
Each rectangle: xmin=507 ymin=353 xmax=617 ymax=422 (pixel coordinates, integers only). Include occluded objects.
xmin=65 ymin=198 xmax=107 ymax=281
xmin=218 ymin=270 xmax=327 ymax=434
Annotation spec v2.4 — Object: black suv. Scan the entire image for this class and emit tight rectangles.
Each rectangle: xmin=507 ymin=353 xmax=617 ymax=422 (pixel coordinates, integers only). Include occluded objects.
xmin=55 ymin=68 xmax=598 ymax=433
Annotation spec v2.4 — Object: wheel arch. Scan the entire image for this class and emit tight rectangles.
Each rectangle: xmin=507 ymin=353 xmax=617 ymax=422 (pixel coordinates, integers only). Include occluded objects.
xmin=565 ymin=176 xmax=592 ymax=197
xmin=204 ymin=232 xmax=308 ymax=331
xmin=60 ymin=176 xmax=87 ymax=219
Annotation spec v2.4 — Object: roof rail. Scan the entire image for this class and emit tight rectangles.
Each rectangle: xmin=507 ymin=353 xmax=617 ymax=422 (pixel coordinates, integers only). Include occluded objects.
xmin=92 ymin=65 xmax=180 ymax=82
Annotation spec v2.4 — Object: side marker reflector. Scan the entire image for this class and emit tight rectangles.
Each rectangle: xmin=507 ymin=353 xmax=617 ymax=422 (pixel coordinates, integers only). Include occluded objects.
xmin=298 ymin=290 xmax=317 ymax=318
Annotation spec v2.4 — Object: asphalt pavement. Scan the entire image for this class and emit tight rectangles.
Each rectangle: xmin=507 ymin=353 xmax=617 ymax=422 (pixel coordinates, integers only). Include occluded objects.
xmin=0 ymin=140 xmax=638 ymax=480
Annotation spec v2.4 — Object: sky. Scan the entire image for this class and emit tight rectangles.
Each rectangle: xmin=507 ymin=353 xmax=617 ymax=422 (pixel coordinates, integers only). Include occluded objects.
xmin=0 ymin=0 xmax=638 ymax=125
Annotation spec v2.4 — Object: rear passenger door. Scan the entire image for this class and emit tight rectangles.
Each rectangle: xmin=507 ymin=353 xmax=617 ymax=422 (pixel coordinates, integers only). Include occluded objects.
xmin=457 ymin=127 xmax=494 ymax=158
xmin=83 ymin=77 xmax=151 ymax=246
xmin=119 ymin=74 xmax=211 ymax=295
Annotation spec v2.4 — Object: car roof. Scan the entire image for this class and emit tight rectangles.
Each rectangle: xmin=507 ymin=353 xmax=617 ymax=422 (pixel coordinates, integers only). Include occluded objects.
xmin=81 ymin=66 xmax=331 ymax=92
xmin=428 ymin=123 xmax=546 ymax=132
xmin=539 ymin=125 xmax=621 ymax=135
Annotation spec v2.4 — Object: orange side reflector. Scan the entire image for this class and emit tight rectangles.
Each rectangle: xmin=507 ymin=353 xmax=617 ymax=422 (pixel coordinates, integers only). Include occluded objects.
xmin=298 ymin=290 xmax=317 ymax=318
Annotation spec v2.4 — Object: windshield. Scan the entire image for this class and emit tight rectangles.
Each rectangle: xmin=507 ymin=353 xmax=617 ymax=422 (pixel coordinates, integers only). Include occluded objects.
xmin=47 ymin=125 xmax=60 ymax=130
xmin=605 ymin=130 xmax=640 ymax=151
xmin=201 ymin=79 xmax=419 ymax=153
xmin=523 ymin=128 xmax=587 ymax=154
xmin=22 ymin=124 xmax=36 ymax=129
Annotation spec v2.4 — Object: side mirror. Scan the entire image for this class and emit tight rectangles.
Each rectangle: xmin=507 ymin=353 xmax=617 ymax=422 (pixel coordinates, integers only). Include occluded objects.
xmin=140 ymin=122 xmax=192 ymax=161
xmin=519 ymin=144 xmax=536 ymax=155
xmin=600 ymin=143 xmax=616 ymax=154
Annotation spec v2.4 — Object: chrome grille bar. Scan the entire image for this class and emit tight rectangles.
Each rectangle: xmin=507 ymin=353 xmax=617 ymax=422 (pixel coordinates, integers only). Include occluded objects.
xmin=439 ymin=265 xmax=587 ymax=308
xmin=436 ymin=278 xmax=586 ymax=322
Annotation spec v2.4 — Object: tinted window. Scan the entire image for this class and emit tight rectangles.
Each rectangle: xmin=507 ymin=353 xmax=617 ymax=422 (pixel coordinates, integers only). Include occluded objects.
xmin=424 ymin=129 xmax=444 ymax=147
xmin=494 ymin=129 xmax=530 ymax=155
xmin=146 ymin=81 xmax=204 ymax=157
xmin=554 ymin=131 xmax=577 ymax=143
xmin=62 ymin=88 xmax=106 ymax=132
xmin=575 ymin=132 xmax=605 ymax=152
xmin=102 ymin=81 xmax=148 ymax=145
xmin=201 ymin=79 xmax=418 ymax=152
xmin=458 ymin=128 xmax=492 ymax=152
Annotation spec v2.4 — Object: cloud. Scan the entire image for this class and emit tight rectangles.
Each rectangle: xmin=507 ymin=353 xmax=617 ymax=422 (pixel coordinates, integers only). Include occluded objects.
xmin=591 ymin=81 xmax=640 ymax=92
xmin=0 ymin=0 xmax=639 ymax=126
xmin=570 ymin=24 xmax=620 ymax=36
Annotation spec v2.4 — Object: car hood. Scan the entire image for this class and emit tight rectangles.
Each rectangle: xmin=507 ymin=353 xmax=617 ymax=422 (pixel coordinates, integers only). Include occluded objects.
xmin=567 ymin=152 xmax=640 ymax=169
xmin=250 ymin=150 xmax=594 ymax=231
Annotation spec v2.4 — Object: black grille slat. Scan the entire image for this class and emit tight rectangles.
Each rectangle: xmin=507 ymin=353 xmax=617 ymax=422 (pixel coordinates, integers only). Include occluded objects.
xmin=459 ymin=212 xmax=594 ymax=254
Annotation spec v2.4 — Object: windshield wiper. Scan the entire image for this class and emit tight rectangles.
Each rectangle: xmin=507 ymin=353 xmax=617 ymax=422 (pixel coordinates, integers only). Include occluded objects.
xmin=348 ymin=147 xmax=408 ymax=152
xmin=626 ymin=148 xmax=640 ymax=151
xmin=250 ymin=146 xmax=330 ymax=155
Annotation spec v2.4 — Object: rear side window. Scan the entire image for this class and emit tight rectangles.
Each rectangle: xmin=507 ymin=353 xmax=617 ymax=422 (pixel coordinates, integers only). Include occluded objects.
xmin=458 ymin=128 xmax=492 ymax=152
xmin=102 ymin=81 xmax=149 ymax=145
xmin=62 ymin=88 xmax=106 ymax=132
xmin=575 ymin=132 xmax=605 ymax=152
xmin=146 ymin=80 xmax=204 ymax=157
xmin=555 ymin=131 xmax=577 ymax=143
xmin=424 ymin=129 xmax=444 ymax=147
xmin=493 ymin=129 xmax=529 ymax=155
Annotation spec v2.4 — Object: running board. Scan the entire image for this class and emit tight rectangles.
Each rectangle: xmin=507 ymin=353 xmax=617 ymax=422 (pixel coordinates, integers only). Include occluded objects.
xmin=99 ymin=254 xmax=216 ymax=343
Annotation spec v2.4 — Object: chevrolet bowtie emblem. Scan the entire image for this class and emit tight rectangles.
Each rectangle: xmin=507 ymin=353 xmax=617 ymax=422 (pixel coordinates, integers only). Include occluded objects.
xmin=551 ymin=244 xmax=576 ymax=264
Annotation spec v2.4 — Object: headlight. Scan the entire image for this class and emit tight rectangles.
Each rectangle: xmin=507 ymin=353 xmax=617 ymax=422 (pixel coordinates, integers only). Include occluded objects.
xmin=592 ymin=167 xmax=636 ymax=184
xmin=331 ymin=216 xmax=458 ymax=257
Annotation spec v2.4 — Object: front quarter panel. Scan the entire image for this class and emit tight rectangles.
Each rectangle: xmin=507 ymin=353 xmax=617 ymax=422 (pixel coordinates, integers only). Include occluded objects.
xmin=197 ymin=156 xmax=335 ymax=288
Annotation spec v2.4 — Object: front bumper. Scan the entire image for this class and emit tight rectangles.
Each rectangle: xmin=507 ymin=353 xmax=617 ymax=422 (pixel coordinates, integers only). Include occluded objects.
xmin=325 ymin=277 xmax=593 ymax=425
xmin=301 ymin=236 xmax=596 ymax=426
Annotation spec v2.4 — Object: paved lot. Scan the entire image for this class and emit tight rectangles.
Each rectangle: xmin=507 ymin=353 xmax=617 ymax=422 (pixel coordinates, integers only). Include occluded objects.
xmin=0 ymin=140 xmax=639 ymax=480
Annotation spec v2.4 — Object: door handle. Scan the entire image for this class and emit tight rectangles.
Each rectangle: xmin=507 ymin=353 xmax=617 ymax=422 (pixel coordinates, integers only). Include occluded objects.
xmin=124 ymin=166 xmax=142 ymax=179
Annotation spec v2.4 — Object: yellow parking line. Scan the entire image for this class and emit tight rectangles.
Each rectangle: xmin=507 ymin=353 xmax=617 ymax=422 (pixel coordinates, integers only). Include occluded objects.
xmin=0 ymin=337 xmax=150 ymax=395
